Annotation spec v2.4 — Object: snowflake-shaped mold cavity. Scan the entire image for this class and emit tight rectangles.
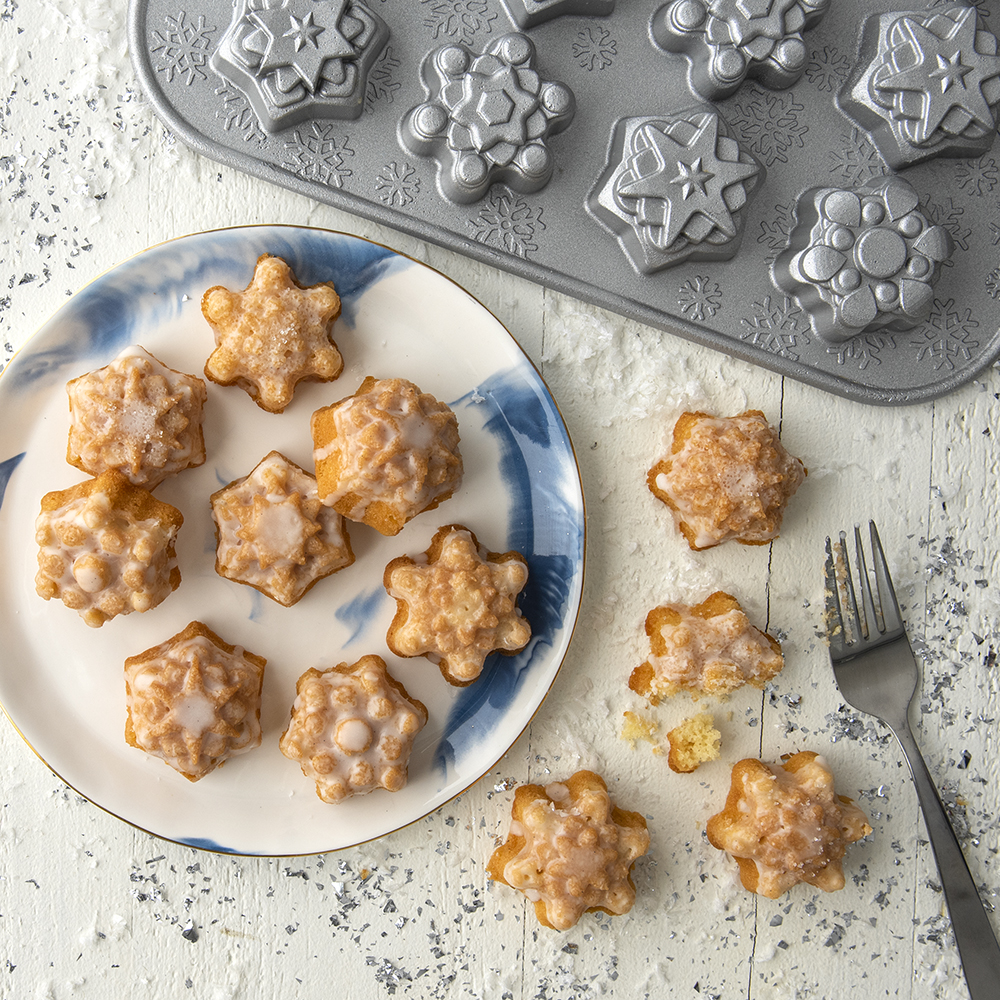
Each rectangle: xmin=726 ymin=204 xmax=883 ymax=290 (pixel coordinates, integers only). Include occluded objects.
xmin=384 ymin=524 xmax=531 ymax=686
xmin=707 ymin=752 xmax=872 ymax=898
xmin=587 ymin=109 xmax=764 ymax=275
xmin=399 ymin=33 xmax=575 ymax=204
xmin=211 ymin=450 xmax=354 ymax=607
xmin=650 ymin=0 xmax=831 ymax=100
xmin=211 ymin=0 xmax=390 ymax=132
xmin=772 ymin=175 xmax=954 ymax=342
xmin=838 ymin=5 xmax=1000 ymax=169
xmin=124 ymin=621 xmax=266 ymax=781
xmin=499 ymin=0 xmax=615 ymax=30
xmin=66 ymin=346 xmax=207 ymax=489
xmin=279 ymin=655 xmax=428 ymax=803
xmin=35 ymin=471 xmax=183 ymax=628
xmin=487 ymin=770 xmax=650 ymax=931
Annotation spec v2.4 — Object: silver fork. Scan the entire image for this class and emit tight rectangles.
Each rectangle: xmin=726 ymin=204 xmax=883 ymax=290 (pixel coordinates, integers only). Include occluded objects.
xmin=825 ymin=522 xmax=1000 ymax=999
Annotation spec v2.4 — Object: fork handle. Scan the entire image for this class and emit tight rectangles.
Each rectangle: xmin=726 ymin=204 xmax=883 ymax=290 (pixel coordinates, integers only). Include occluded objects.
xmin=893 ymin=720 xmax=1000 ymax=999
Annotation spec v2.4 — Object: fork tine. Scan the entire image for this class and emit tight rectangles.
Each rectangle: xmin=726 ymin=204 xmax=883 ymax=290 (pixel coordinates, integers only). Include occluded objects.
xmin=837 ymin=530 xmax=864 ymax=645
xmin=824 ymin=535 xmax=846 ymax=653
xmin=868 ymin=520 xmax=904 ymax=631
xmin=853 ymin=524 xmax=878 ymax=639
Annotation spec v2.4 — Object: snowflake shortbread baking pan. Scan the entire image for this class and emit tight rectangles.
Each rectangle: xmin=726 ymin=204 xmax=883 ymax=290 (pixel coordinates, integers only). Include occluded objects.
xmin=130 ymin=0 xmax=1000 ymax=403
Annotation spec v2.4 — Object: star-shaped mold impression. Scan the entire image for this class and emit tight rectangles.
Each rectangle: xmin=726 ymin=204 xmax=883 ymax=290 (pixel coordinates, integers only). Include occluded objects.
xmin=279 ymin=655 xmax=428 ymax=803
xmin=399 ymin=33 xmax=575 ymax=204
xmin=211 ymin=0 xmax=389 ymax=131
xmin=487 ymin=770 xmax=650 ymax=930
xmin=499 ymin=0 xmax=616 ymax=30
xmin=588 ymin=109 xmax=764 ymax=274
xmin=66 ymin=346 xmax=207 ymax=489
xmin=384 ymin=525 xmax=531 ymax=686
xmin=707 ymin=752 xmax=872 ymax=898
xmin=124 ymin=621 xmax=267 ymax=781
xmin=212 ymin=450 xmax=354 ymax=606
xmin=202 ymin=254 xmax=343 ymax=413
xmin=772 ymin=175 xmax=954 ymax=342
xmin=839 ymin=5 xmax=1000 ymax=168
xmin=650 ymin=0 xmax=831 ymax=100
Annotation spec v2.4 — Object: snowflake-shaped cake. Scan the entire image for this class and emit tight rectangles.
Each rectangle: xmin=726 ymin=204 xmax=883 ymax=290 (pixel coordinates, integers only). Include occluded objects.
xmin=384 ymin=524 xmax=531 ymax=686
xmin=66 ymin=346 xmax=207 ymax=489
xmin=650 ymin=0 xmax=831 ymax=100
xmin=839 ymin=5 xmax=1000 ymax=168
xmin=499 ymin=0 xmax=615 ymax=30
xmin=772 ymin=175 xmax=954 ymax=342
xmin=400 ymin=32 xmax=575 ymax=203
xmin=202 ymin=254 xmax=343 ymax=412
xmin=35 ymin=471 xmax=183 ymax=628
xmin=487 ymin=770 xmax=650 ymax=930
xmin=212 ymin=450 xmax=354 ymax=607
xmin=587 ymin=109 xmax=764 ymax=274
xmin=279 ymin=655 xmax=428 ymax=803
xmin=124 ymin=621 xmax=267 ymax=781
xmin=707 ymin=752 xmax=872 ymax=898
xmin=211 ymin=0 xmax=389 ymax=131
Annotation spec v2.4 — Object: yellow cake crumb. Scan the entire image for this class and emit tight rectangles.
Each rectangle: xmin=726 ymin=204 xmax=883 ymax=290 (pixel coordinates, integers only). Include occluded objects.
xmin=666 ymin=713 xmax=721 ymax=773
xmin=621 ymin=710 xmax=659 ymax=749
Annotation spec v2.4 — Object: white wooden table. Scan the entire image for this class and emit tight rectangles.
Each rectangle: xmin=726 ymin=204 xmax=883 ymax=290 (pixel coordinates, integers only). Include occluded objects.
xmin=2 ymin=5 xmax=998 ymax=998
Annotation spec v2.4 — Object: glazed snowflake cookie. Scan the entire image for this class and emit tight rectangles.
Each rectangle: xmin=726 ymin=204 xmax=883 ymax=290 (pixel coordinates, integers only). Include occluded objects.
xmin=384 ymin=524 xmax=531 ymax=686
xmin=279 ymin=655 xmax=428 ymax=803
xmin=630 ymin=591 xmax=784 ymax=703
xmin=35 ymin=470 xmax=183 ymax=628
xmin=772 ymin=175 xmax=953 ymax=342
xmin=211 ymin=450 xmax=354 ymax=607
xmin=66 ymin=345 xmax=206 ymax=489
xmin=707 ymin=752 xmax=872 ymax=898
xmin=124 ymin=621 xmax=267 ymax=781
xmin=648 ymin=410 xmax=805 ymax=550
xmin=311 ymin=376 xmax=463 ymax=536
xmin=487 ymin=770 xmax=650 ymax=930
xmin=203 ymin=254 xmax=344 ymax=412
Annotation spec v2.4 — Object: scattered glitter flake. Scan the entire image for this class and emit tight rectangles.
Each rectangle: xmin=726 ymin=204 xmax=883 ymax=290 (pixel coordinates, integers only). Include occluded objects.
xmin=573 ymin=26 xmax=617 ymax=71
xmin=150 ymin=11 xmax=216 ymax=86
xmin=919 ymin=196 xmax=971 ymax=261
xmin=726 ymin=86 xmax=808 ymax=166
xmin=757 ymin=201 xmax=795 ymax=264
xmin=954 ymin=156 xmax=999 ymax=196
xmin=216 ymin=85 xmax=266 ymax=146
xmin=739 ymin=295 xmax=807 ymax=360
xmin=828 ymin=128 xmax=890 ymax=185
xmin=375 ymin=161 xmax=421 ymax=207
xmin=827 ymin=333 xmax=895 ymax=370
xmin=366 ymin=45 xmax=402 ymax=110
xmin=986 ymin=268 xmax=1000 ymax=300
xmin=468 ymin=190 xmax=545 ymax=257
xmin=911 ymin=298 xmax=980 ymax=370
xmin=677 ymin=275 xmax=723 ymax=322
xmin=806 ymin=45 xmax=851 ymax=92
xmin=419 ymin=0 xmax=496 ymax=44
xmin=824 ymin=707 xmax=895 ymax=746
xmin=283 ymin=125 xmax=354 ymax=187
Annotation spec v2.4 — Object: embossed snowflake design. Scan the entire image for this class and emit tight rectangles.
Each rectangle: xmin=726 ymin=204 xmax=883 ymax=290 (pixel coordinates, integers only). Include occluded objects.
xmin=573 ymin=26 xmax=617 ymax=71
xmin=827 ymin=333 xmax=895 ymax=370
xmin=955 ymin=155 xmax=999 ymax=196
xmin=150 ymin=10 xmax=215 ymax=85
xmin=740 ymin=296 xmax=807 ymax=361
xmin=366 ymin=45 xmax=401 ymax=110
xmin=911 ymin=298 xmax=980 ymax=370
xmin=469 ymin=190 xmax=545 ymax=257
xmin=284 ymin=124 xmax=354 ymax=188
xmin=828 ymin=128 xmax=889 ymax=186
xmin=375 ymin=162 xmax=421 ymax=207
xmin=919 ymin=196 xmax=971 ymax=262
xmin=757 ymin=201 xmax=796 ymax=265
xmin=805 ymin=45 xmax=850 ymax=92
xmin=985 ymin=268 xmax=1000 ymax=299
xmin=726 ymin=86 xmax=807 ymax=166
xmin=420 ymin=0 xmax=497 ymax=44
xmin=991 ymin=223 xmax=1000 ymax=245
xmin=677 ymin=276 xmax=723 ymax=322
xmin=216 ymin=85 xmax=267 ymax=146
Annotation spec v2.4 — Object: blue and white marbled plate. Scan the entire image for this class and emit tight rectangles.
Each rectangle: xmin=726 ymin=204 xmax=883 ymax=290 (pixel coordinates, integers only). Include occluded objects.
xmin=0 ymin=226 xmax=584 ymax=856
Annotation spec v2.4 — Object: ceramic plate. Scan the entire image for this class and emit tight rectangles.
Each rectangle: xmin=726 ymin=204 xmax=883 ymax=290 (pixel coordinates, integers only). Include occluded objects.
xmin=0 ymin=226 xmax=585 ymax=856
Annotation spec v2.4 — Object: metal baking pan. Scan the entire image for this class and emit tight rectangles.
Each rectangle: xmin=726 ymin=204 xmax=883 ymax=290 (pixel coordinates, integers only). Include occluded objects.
xmin=129 ymin=0 xmax=1000 ymax=404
